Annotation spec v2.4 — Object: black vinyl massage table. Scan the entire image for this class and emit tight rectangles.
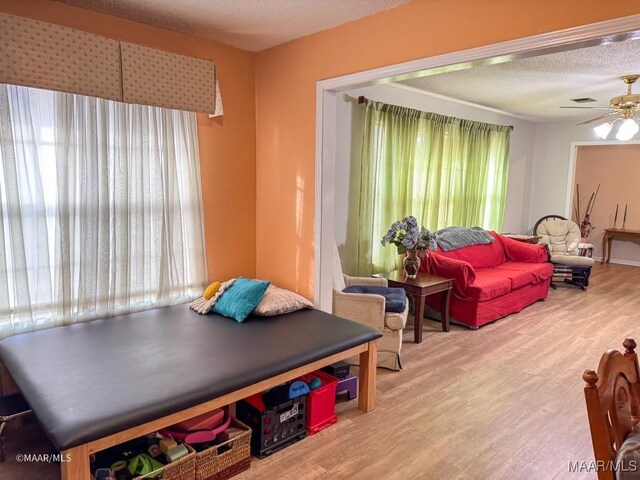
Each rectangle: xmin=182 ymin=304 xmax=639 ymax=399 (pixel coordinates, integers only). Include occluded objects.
xmin=0 ymin=305 xmax=381 ymax=479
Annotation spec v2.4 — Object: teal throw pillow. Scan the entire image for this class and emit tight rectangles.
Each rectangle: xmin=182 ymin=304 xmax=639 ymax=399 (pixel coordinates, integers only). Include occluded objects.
xmin=213 ymin=277 xmax=270 ymax=323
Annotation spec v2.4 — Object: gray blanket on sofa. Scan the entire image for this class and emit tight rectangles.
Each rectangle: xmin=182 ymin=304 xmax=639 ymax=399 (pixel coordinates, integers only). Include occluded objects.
xmin=435 ymin=227 xmax=494 ymax=251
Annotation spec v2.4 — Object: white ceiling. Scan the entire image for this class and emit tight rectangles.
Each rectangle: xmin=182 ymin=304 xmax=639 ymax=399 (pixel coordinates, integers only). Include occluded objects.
xmin=56 ymin=0 xmax=410 ymax=52
xmin=397 ymin=39 xmax=640 ymax=123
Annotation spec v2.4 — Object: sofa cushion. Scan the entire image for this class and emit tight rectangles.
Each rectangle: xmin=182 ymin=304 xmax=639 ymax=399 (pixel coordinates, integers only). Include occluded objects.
xmin=466 ymin=269 xmax=512 ymax=301
xmin=438 ymin=231 xmax=505 ymax=269
xmin=342 ymin=286 xmax=407 ymax=313
xmin=493 ymin=268 xmax=534 ymax=290
xmin=494 ymin=261 xmax=554 ymax=287
xmin=549 ymin=254 xmax=595 ymax=266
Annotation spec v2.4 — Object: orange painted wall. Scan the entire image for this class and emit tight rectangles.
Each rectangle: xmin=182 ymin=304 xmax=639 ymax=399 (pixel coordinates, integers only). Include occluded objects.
xmin=255 ymin=0 xmax=640 ymax=299
xmin=574 ymin=144 xmax=640 ymax=262
xmin=4 ymin=0 xmax=640 ymax=300
xmin=0 ymin=0 xmax=257 ymax=281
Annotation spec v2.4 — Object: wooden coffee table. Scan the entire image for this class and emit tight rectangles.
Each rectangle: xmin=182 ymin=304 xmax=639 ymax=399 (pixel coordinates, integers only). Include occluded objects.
xmin=374 ymin=270 xmax=453 ymax=343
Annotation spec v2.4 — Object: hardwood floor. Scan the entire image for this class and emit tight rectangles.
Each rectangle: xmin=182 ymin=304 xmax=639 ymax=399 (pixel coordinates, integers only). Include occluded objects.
xmin=3 ymin=263 xmax=639 ymax=480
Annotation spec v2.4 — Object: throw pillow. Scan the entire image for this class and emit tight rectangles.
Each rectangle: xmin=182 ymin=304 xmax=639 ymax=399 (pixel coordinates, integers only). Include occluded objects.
xmin=254 ymin=285 xmax=314 ymax=316
xmin=212 ymin=277 xmax=270 ymax=323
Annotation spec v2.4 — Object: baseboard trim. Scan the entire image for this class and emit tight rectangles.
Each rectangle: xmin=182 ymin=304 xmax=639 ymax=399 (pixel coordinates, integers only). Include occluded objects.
xmin=594 ymin=257 xmax=640 ymax=267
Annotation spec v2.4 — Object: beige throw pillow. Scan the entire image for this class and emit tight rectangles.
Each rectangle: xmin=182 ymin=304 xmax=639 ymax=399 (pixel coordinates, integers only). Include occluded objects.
xmin=253 ymin=285 xmax=314 ymax=316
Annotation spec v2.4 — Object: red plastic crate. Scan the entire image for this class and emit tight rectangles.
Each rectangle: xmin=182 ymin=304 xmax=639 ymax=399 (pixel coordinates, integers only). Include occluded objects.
xmin=298 ymin=370 xmax=338 ymax=434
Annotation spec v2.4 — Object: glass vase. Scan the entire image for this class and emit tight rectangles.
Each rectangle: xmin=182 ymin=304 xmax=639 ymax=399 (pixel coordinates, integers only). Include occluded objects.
xmin=403 ymin=249 xmax=421 ymax=279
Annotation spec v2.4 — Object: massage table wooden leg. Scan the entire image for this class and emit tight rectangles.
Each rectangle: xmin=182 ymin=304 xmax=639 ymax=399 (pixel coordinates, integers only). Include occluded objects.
xmin=61 ymin=444 xmax=89 ymax=480
xmin=358 ymin=340 xmax=377 ymax=412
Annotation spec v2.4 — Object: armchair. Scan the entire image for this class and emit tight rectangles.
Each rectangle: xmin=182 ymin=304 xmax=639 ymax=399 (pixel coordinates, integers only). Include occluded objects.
xmin=534 ymin=215 xmax=595 ymax=290
xmin=332 ymin=243 xmax=408 ymax=370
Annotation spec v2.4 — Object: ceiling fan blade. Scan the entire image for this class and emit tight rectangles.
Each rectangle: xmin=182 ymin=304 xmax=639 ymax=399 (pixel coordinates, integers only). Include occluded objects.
xmin=559 ymin=106 xmax=616 ymax=110
xmin=577 ymin=111 xmax=620 ymax=126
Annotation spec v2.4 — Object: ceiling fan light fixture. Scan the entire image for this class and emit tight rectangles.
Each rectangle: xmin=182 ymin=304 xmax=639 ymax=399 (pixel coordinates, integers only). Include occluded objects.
xmin=616 ymin=118 xmax=639 ymax=141
xmin=593 ymin=122 xmax=613 ymax=139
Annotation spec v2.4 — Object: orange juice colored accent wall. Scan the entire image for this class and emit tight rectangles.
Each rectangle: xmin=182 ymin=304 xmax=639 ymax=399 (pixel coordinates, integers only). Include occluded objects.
xmin=574 ymin=144 xmax=640 ymax=262
xmin=255 ymin=0 xmax=640 ymax=299
xmin=5 ymin=0 xmax=640 ymax=301
xmin=0 ymin=0 xmax=257 ymax=281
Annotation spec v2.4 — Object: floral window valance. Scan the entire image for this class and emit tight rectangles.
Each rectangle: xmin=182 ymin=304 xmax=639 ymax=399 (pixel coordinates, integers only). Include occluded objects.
xmin=0 ymin=13 xmax=223 ymax=116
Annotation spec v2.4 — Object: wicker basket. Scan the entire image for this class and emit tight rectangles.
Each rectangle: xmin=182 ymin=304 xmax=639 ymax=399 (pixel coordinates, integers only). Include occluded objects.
xmin=133 ymin=444 xmax=196 ymax=480
xmin=193 ymin=418 xmax=252 ymax=480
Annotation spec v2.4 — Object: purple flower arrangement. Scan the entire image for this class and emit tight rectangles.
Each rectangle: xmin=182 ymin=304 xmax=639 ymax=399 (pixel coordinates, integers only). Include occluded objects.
xmin=381 ymin=216 xmax=438 ymax=255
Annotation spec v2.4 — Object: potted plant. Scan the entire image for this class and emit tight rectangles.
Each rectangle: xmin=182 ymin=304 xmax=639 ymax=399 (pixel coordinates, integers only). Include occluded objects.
xmin=381 ymin=216 xmax=437 ymax=278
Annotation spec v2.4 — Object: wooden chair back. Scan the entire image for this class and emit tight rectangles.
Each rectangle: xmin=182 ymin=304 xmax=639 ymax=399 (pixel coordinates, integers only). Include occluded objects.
xmin=583 ymin=338 xmax=640 ymax=480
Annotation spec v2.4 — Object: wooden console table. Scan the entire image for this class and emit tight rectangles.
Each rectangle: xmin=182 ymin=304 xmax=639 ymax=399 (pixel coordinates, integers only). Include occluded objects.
xmin=601 ymin=228 xmax=640 ymax=264
xmin=374 ymin=270 xmax=453 ymax=343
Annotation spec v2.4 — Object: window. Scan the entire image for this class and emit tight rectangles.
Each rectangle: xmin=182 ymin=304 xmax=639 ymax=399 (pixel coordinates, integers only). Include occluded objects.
xmin=0 ymin=84 xmax=207 ymax=338
xmin=353 ymin=102 xmax=511 ymax=275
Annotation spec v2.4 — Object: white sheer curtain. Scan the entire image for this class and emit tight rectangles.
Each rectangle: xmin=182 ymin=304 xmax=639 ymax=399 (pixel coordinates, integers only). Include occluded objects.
xmin=0 ymin=84 xmax=207 ymax=338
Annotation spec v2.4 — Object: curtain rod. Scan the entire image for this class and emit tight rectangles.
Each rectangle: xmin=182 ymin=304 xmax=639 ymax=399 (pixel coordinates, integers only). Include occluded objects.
xmin=349 ymin=94 xmax=513 ymax=130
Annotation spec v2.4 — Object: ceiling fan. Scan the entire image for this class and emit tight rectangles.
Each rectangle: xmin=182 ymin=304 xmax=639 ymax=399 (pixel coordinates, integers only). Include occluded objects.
xmin=560 ymin=75 xmax=640 ymax=140
xmin=560 ymin=75 xmax=640 ymax=125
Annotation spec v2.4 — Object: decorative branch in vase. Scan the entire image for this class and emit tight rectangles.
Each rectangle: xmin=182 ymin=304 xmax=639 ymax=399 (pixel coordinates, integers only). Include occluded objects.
xmin=573 ymin=183 xmax=600 ymax=241
xmin=381 ymin=216 xmax=437 ymax=279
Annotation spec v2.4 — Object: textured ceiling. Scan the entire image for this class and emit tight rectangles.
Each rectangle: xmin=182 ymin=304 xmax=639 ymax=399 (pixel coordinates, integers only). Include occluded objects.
xmin=55 ymin=0 xmax=411 ymax=51
xmin=397 ymin=39 xmax=640 ymax=122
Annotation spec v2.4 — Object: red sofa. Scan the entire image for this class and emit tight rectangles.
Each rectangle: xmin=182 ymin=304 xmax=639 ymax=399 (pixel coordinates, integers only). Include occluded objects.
xmin=422 ymin=232 xmax=553 ymax=329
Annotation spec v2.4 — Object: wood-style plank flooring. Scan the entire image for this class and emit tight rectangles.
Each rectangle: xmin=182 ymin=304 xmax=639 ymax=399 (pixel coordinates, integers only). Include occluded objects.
xmin=3 ymin=263 xmax=639 ymax=480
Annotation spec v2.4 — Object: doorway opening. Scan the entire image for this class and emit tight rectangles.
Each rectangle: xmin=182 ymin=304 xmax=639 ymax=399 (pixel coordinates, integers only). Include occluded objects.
xmin=314 ymin=15 xmax=640 ymax=311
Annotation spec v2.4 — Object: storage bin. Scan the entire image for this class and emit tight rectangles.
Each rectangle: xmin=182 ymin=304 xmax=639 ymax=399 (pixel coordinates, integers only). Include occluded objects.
xmin=133 ymin=444 xmax=196 ymax=480
xmin=236 ymin=393 xmax=307 ymax=458
xmin=192 ymin=418 xmax=252 ymax=480
xmin=299 ymin=370 xmax=338 ymax=434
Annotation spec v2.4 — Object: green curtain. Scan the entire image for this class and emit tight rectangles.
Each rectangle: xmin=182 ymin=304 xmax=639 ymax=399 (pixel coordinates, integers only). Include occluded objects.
xmin=352 ymin=101 xmax=512 ymax=275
